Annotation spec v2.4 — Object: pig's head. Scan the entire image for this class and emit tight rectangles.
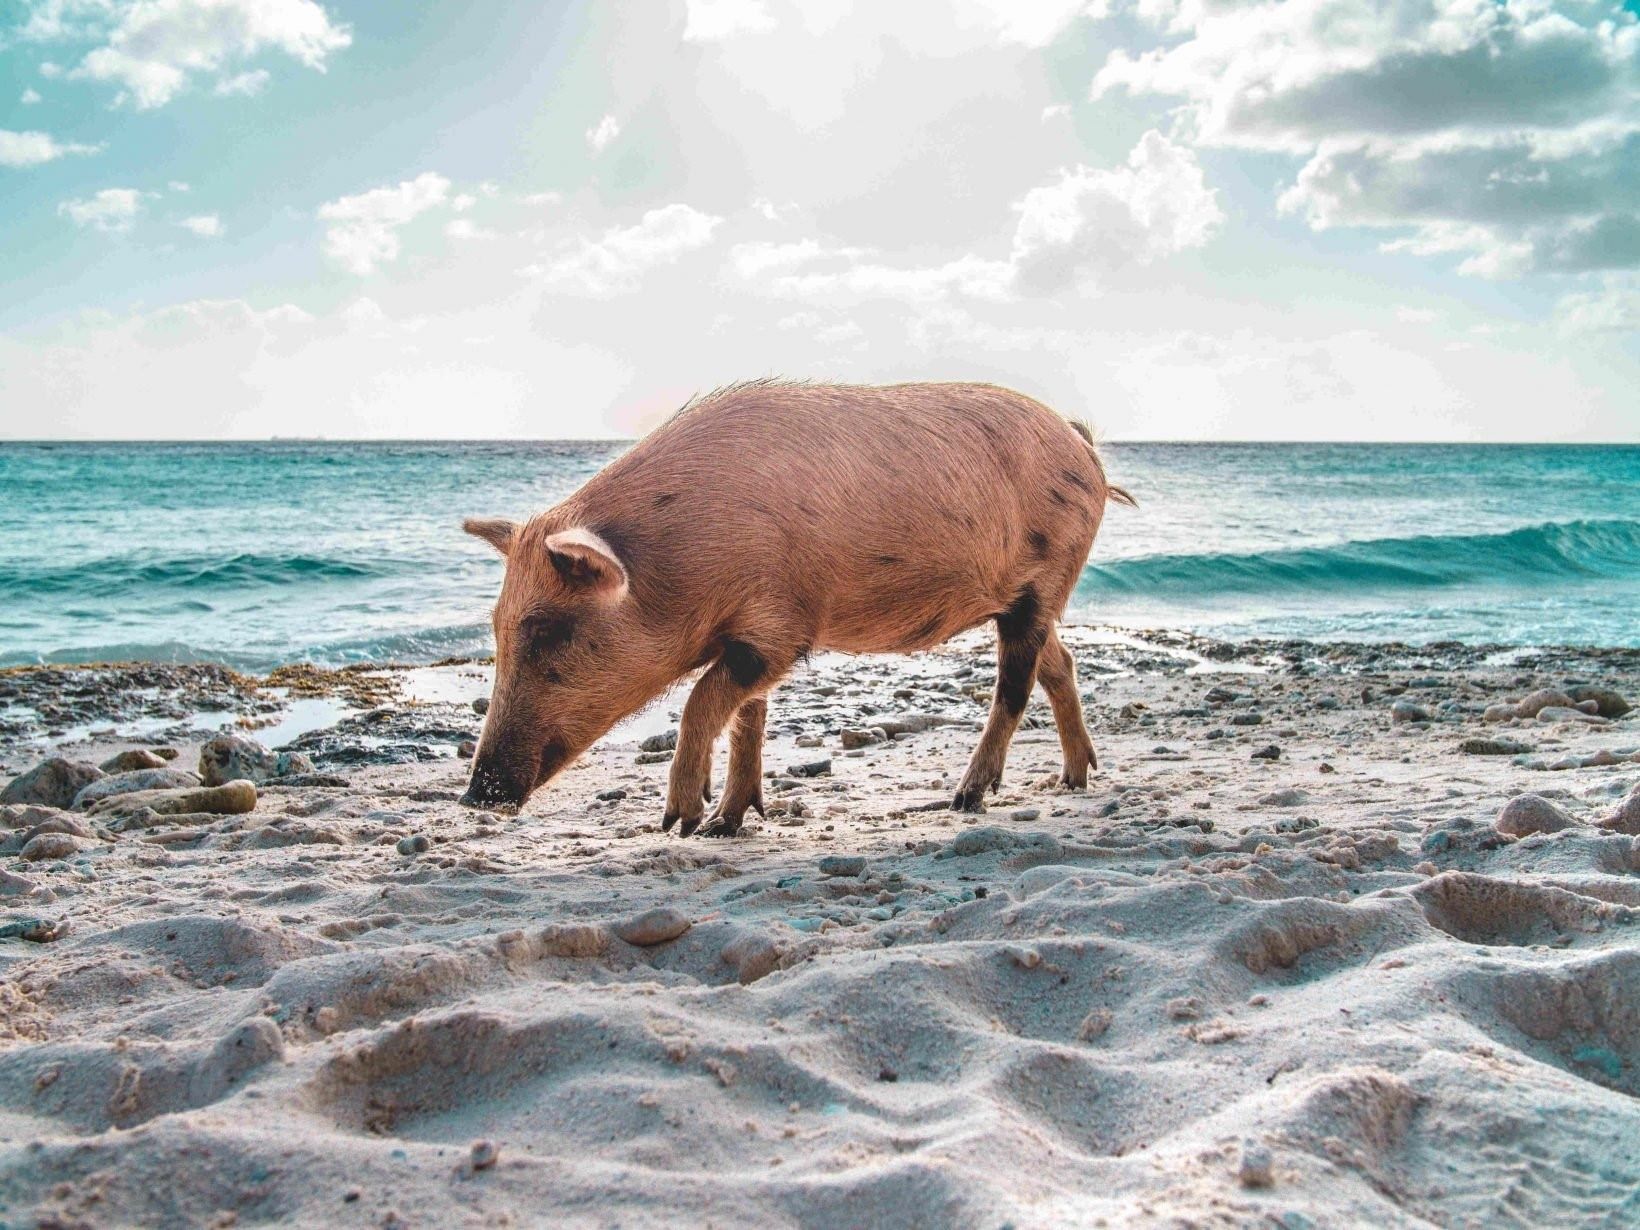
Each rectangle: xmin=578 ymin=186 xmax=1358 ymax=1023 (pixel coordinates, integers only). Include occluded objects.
xmin=459 ymin=516 xmax=649 ymax=810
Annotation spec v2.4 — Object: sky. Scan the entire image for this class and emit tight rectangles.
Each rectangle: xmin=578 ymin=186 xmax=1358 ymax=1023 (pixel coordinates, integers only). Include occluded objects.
xmin=1 ymin=0 xmax=1637 ymax=441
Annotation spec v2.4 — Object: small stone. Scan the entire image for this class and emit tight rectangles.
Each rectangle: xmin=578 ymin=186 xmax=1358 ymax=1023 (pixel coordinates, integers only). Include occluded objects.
xmin=817 ymin=854 xmax=867 ymax=878
xmin=840 ymin=728 xmax=886 ymax=750
xmin=396 ymin=834 xmax=430 ymax=855
xmin=1565 ymin=685 xmax=1630 ymax=718
xmin=1166 ymin=996 xmax=1203 ymax=1020
xmin=73 ymin=767 xmax=200 ymax=810
xmin=1076 ymin=1008 xmax=1113 ymax=1041
xmin=614 ymin=906 xmax=692 ymax=947
xmin=1496 ymin=794 xmax=1574 ymax=838
xmin=1 ymin=758 xmax=105 ymax=809
xmin=787 ymin=759 xmax=832 ymax=778
xmin=1515 ymin=688 xmax=1575 ymax=718
xmin=795 ymin=734 xmax=825 ymax=748
xmin=1600 ymin=783 xmax=1640 ymax=836
xmin=99 ymin=749 xmax=167 ymax=773
xmin=88 ymin=780 xmax=256 ymax=817
xmin=1536 ymin=706 xmax=1607 ymax=725
xmin=640 ymin=729 xmax=678 ymax=754
xmin=472 ymin=696 xmax=490 ymax=715
xmin=1009 ymin=807 xmax=1041 ymax=823
xmin=457 ymin=740 xmax=477 ymax=759
xmin=1250 ymin=744 xmax=1282 ymax=761
xmin=1230 ymin=712 xmax=1264 ymax=726
xmin=20 ymin=832 xmax=79 ymax=862
xmin=876 ymin=1066 xmax=898 ymax=1083
xmin=635 ymin=751 xmax=674 ymax=765
xmin=1390 ymin=700 xmax=1430 ymax=723
xmin=597 ymin=787 xmax=629 ymax=802
xmin=1238 ymin=1139 xmax=1275 ymax=1188
xmin=469 ymin=1140 xmax=499 ymax=1171
xmin=1459 ymin=737 xmax=1533 ymax=756
xmin=1258 ymin=789 xmax=1307 ymax=807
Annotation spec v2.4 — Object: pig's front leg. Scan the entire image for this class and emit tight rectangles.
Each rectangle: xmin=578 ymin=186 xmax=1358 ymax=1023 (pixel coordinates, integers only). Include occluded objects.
xmin=700 ymin=696 xmax=767 ymax=838
xmin=663 ymin=642 xmax=784 ymax=837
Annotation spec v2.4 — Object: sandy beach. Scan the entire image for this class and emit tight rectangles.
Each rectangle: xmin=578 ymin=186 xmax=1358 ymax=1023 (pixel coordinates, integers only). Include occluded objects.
xmin=0 ymin=627 xmax=1637 ymax=1228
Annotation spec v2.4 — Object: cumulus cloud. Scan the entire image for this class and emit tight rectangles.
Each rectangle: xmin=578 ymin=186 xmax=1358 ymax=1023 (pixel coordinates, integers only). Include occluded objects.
xmin=20 ymin=88 xmax=43 ymax=104
xmin=0 ymin=127 xmax=99 ymax=167
xmin=179 ymin=213 xmax=223 ymax=237
xmin=685 ymin=0 xmax=1096 ymax=48
xmin=58 ymin=186 xmax=143 ymax=232
xmin=586 ymin=113 xmax=621 ymax=153
xmin=45 ymin=0 xmax=351 ymax=109
xmin=541 ymin=203 xmax=724 ymax=295
xmin=1094 ymin=0 xmax=1640 ymax=276
xmin=318 ymin=172 xmax=450 ymax=274
xmin=1556 ymin=279 xmax=1640 ymax=333
xmin=726 ymin=130 xmax=1220 ymax=302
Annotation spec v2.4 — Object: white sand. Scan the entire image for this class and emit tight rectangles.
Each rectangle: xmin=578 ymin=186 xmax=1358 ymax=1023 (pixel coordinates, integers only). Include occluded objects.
xmin=1 ymin=632 xmax=1637 ymax=1227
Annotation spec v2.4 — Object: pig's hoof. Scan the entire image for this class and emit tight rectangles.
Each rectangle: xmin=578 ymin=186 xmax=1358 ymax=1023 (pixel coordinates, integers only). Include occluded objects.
xmin=700 ymin=814 xmax=743 ymax=838
xmin=678 ymin=813 xmax=705 ymax=838
xmin=951 ymin=788 xmax=988 ymax=814
xmin=661 ymin=809 xmax=680 ymax=833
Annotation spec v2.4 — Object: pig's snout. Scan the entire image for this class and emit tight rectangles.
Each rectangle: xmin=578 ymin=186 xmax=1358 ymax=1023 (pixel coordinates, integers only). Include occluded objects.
xmin=460 ymin=737 xmax=570 ymax=810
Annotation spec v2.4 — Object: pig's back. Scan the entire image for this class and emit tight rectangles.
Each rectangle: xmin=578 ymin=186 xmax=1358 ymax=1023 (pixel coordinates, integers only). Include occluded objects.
xmin=572 ymin=382 xmax=1112 ymax=653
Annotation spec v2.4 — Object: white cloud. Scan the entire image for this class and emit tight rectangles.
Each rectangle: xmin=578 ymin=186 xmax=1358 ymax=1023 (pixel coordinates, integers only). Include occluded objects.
xmin=214 ymin=68 xmax=270 ymax=97
xmin=586 ymin=113 xmax=621 ymax=154
xmin=685 ymin=0 xmax=1094 ymax=47
xmin=1556 ymin=279 xmax=1640 ymax=334
xmin=444 ymin=218 xmax=496 ymax=241
xmin=61 ymin=0 xmax=350 ymax=109
xmin=0 ymin=127 xmax=99 ymax=167
xmin=168 ymin=180 xmax=190 ymax=192
xmin=20 ymin=88 xmax=43 ymax=104
xmin=1094 ymin=0 xmax=1640 ymax=277
xmin=318 ymin=172 xmax=451 ymax=274
xmin=179 ymin=213 xmax=223 ymax=237
xmin=58 ymin=187 xmax=143 ymax=232
xmin=1009 ymin=129 xmax=1222 ymax=293
xmin=542 ymin=203 xmax=724 ymax=295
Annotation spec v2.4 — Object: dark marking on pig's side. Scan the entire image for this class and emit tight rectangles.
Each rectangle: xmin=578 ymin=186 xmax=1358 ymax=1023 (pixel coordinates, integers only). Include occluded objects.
xmin=1026 ymin=530 xmax=1050 ymax=559
xmin=907 ymin=614 xmax=943 ymax=648
xmin=653 ymin=492 xmax=678 ymax=508
xmin=1047 ymin=487 xmax=1071 ymax=508
xmin=875 ymin=554 xmax=902 ymax=567
xmin=721 ymin=639 xmax=768 ymax=688
xmin=1061 ymin=467 xmax=1094 ymax=494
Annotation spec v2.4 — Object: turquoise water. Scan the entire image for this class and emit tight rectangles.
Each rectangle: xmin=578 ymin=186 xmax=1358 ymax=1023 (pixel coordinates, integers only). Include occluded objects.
xmin=1 ymin=441 xmax=1636 ymax=668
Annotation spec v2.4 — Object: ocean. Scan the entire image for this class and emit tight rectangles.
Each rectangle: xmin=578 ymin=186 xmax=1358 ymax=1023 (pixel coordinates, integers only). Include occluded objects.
xmin=1 ymin=440 xmax=1636 ymax=670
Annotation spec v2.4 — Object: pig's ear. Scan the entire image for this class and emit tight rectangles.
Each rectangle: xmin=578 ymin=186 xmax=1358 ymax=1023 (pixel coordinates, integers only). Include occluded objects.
xmin=544 ymin=528 xmax=628 ymax=602
xmin=463 ymin=517 xmax=517 ymax=556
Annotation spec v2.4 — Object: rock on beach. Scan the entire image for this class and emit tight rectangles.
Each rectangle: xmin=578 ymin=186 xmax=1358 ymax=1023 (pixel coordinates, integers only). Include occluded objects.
xmin=1496 ymin=794 xmax=1575 ymax=838
xmin=1 ymin=758 xmax=105 ymax=809
xmin=73 ymin=767 xmax=200 ymax=810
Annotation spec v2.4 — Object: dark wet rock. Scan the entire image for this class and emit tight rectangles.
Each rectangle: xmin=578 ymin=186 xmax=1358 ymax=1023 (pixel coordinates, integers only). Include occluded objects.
xmin=1496 ymin=794 xmax=1574 ymax=838
xmin=99 ymin=749 xmax=168 ymax=773
xmin=396 ymin=834 xmax=430 ymax=855
xmin=1 ymin=758 xmax=105 ymax=808
xmin=1390 ymin=700 xmax=1431 ymax=723
xmin=1250 ymin=744 xmax=1282 ymax=761
xmin=635 ymin=751 xmax=674 ymax=765
xmin=787 ymin=759 xmax=832 ymax=778
xmin=198 ymin=735 xmax=314 ymax=786
xmin=1230 ymin=712 xmax=1263 ymax=726
xmin=640 ymin=729 xmax=678 ymax=754
xmin=283 ymin=705 xmax=478 ymax=767
xmin=458 ymin=740 xmax=477 ymax=759
xmin=73 ymin=767 xmax=199 ymax=809
xmin=597 ymin=787 xmax=628 ymax=801
xmin=472 ymin=696 xmax=490 ymax=715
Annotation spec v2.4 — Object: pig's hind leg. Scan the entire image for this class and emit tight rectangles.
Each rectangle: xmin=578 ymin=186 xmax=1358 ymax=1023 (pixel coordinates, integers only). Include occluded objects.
xmin=1036 ymin=626 xmax=1099 ymax=787
xmin=664 ymin=641 xmax=788 ymax=837
xmin=699 ymin=696 xmax=767 ymax=838
xmin=952 ymin=586 xmax=1050 ymax=812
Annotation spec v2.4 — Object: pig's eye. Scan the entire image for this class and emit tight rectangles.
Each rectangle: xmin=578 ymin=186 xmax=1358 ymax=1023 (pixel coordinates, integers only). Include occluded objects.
xmin=523 ymin=615 xmax=575 ymax=657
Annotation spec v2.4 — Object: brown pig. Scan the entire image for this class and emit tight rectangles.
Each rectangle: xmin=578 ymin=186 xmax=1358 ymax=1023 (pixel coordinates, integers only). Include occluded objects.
xmin=461 ymin=380 xmax=1133 ymax=834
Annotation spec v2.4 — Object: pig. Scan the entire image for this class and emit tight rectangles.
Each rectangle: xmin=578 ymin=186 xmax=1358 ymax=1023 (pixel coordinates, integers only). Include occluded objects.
xmin=461 ymin=380 xmax=1133 ymax=835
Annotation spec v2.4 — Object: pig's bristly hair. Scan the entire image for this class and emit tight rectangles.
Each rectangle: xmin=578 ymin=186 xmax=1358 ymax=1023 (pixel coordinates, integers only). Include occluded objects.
xmin=1066 ymin=418 xmax=1137 ymax=509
